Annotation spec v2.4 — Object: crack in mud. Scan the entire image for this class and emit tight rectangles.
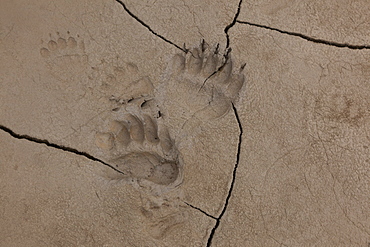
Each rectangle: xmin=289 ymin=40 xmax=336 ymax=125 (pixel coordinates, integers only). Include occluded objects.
xmin=237 ymin=20 xmax=370 ymax=50
xmin=206 ymin=103 xmax=243 ymax=247
xmin=0 ymin=124 xmax=125 ymax=175
xmin=115 ymin=0 xmax=188 ymax=53
xmin=199 ymin=45 xmax=232 ymax=91
xmin=184 ymin=202 xmax=217 ymax=220
xmin=200 ymin=0 xmax=243 ymax=93
xmin=224 ymin=0 xmax=243 ymax=49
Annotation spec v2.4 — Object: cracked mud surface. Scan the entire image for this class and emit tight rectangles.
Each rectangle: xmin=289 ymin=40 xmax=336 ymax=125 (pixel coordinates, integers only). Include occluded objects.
xmin=1 ymin=0 xmax=369 ymax=246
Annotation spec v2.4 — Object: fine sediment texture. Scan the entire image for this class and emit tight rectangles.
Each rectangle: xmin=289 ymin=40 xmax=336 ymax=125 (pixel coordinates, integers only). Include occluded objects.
xmin=1 ymin=0 xmax=369 ymax=246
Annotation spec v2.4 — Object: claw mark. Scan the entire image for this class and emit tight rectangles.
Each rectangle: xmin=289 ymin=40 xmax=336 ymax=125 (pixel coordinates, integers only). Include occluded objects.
xmin=158 ymin=42 xmax=245 ymax=142
xmin=200 ymin=46 xmax=232 ymax=91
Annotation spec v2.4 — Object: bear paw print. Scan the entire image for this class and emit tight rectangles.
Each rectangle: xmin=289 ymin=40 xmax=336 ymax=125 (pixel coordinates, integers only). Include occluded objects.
xmin=40 ymin=32 xmax=88 ymax=81
xmin=95 ymin=97 xmax=182 ymax=187
xmin=156 ymin=41 xmax=245 ymax=139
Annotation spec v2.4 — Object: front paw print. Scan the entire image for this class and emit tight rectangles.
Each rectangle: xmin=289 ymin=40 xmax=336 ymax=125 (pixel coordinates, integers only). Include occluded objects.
xmin=156 ymin=41 xmax=245 ymax=139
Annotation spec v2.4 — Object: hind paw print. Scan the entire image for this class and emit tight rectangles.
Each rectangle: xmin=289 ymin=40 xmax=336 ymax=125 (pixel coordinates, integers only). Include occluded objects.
xmin=89 ymin=59 xmax=154 ymax=102
xmin=40 ymin=32 xmax=88 ymax=80
xmin=156 ymin=41 xmax=245 ymax=138
xmin=95 ymin=97 xmax=182 ymax=187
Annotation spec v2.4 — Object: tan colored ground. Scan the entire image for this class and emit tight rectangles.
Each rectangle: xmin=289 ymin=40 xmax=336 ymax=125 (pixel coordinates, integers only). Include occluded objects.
xmin=0 ymin=0 xmax=369 ymax=246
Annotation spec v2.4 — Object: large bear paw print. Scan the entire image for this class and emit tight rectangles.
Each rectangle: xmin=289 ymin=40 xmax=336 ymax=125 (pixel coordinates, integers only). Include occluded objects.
xmin=95 ymin=97 xmax=183 ymax=189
